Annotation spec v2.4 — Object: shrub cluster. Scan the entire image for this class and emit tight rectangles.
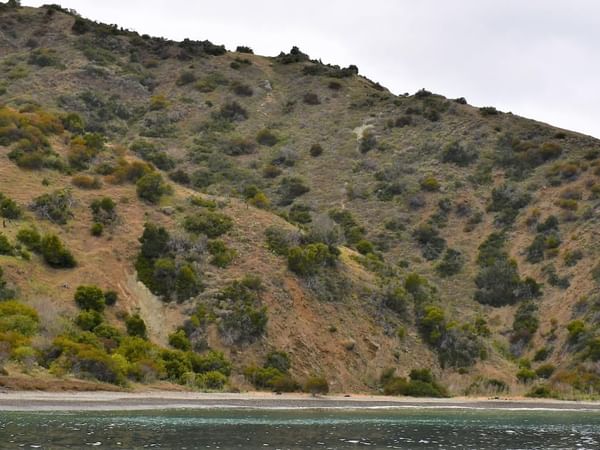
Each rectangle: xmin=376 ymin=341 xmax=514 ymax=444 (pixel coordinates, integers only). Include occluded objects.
xmin=30 ymin=189 xmax=74 ymax=224
xmin=130 ymin=140 xmax=175 ymax=171
xmin=136 ymin=172 xmax=171 ymax=204
xmin=474 ymin=233 xmax=540 ymax=306
xmin=244 ymin=351 xmax=299 ymax=392
xmin=381 ymin=368 xmax=448 ymax=397
xmin=135 ymin=223 xmax=203 ymax=302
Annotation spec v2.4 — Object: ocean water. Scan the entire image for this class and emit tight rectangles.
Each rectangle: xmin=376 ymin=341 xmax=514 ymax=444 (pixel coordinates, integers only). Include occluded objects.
xmin=1 ymin=407 xmax=600 ymax=449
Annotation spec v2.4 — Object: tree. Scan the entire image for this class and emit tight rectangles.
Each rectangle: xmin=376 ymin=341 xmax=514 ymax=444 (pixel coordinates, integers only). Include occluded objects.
xmin=304 ymin=376 xmax=329 ymax=395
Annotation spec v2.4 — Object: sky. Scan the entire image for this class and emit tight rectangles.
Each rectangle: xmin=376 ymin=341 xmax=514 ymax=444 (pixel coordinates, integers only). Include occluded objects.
xmin=22 ymin=0 xmax=600 ymax=138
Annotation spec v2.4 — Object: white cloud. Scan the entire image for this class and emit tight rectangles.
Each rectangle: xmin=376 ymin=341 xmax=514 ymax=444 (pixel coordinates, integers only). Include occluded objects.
xmin=22 ymin=0 xmax=600 ymax=137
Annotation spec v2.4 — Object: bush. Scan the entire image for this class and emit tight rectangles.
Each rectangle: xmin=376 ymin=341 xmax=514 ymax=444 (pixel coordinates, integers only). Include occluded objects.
xmin=72 ymin=175 xmax=102 ymax=189
xmin=104 ymin=290 xmax=118 ymax=306
xmin=231 ymin=82 xmax=253 ymax=97
xmin=16 ymin=226 xmax=41 ymax=252
xmin=277 ymin=177 xmax=310 ymax=206
xmin=40 ymin=233 xmax=76 ymax=268
xmin=309 ymin=144 xmax=323 ymax=157
xmin=0 ymin=300 xmax=39 ymax=337
xmin=265 ymin=226 xmax=299 ymax=256
xmin=90 ymin=222 xmax=103 ymax=236
xmin=535 ymin=364 xmax=555 ymax=379
xmin=126 ymin=314 xmax=147 ymax=338
xmin=136 ymin=172 xmax=170 ymax=203
xmin=517 ymin=368 xmax=537 ymax=383
xmin=256 ymin=129 xmax=279 ymax=146
xmin=75 ymin=310 xmax=103 ymax=331
xmin=304 ymin=376 xmax=329 ymax=395
xmin=130 ymin=140 xmax=175 ymax=170
xmin=359 ymin=129 xmax=376 ymax=153
xmin=30 ymin=189 xmax=74 ymax=224
xmin=74 ymin=285 xmax=105 ymax=312
xmin=435 ymin=248 xmax=464 ymax=277
xmin=168 ymin=329 xmax=191 ymax=351
xmin=183 ymin=211 xmax=233 ymax=238
xmin=487 ymin=184 xmax=530 ymax=226
xmin=207 ymin=240 xmax=236 ymax=268
xmin=176 ymin=71 xmax=196 ymax=86
xmin=0 ymin=193 xmax=22 ymax=219
xmin=303 ymin=93 xmax=320 ymax=105
xmin=90 ymin=197 xmax=117 ymax=225
xmin=413 ymin=224 xmax=446 ymax=260
xmin=420 ymin=176 xmax=440 ymax=192
xmin=265 ymin=351 xmax=291 ymax=373
xmin=287 ymin=243 xmax=338 ymax=276
xmin=218 ymin=101 xmax=248 ymax=122
xmin=441 ymin=141 xmax=478 ymax=166
xmin=0 ymin=233 xmax=14 ymax=255
xmin=236 ymin=46 xmax=253 ymax=54
xmin=480 ymin=106 xmax=499 ymax=116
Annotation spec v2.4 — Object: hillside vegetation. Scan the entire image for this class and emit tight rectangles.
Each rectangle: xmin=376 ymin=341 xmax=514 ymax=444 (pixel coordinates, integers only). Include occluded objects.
xmin=1 ymin=3 xmax=600 ymax=398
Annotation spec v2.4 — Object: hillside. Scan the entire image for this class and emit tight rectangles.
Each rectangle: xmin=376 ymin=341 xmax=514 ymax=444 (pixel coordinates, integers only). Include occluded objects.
xmin=1 ymin=2 xmax=600 ymax=398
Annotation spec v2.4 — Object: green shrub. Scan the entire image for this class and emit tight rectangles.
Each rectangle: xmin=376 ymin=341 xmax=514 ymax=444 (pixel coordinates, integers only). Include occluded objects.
xmin=517 ymin=367 xmax=537 ymax=383
xmin=30 ymin=189 xmax=73 ymax=224
xmin=359 ymin=129 xmax=376 ymax=153
xmin=168 ymin=329 xmax=191 ymax=351
xmin=183 ymin=211 xmax=233 ymax=238
xmin=196 ymin=371 xmax=228 ymax=390
xmin=217 ymin=101 xmax=248 ymax=122
xmin=303 ymin=92 xmax=320 ymax=105
xmin=0 ymin=233 xmax=13 ymax=255
xmin=381 ymin=283 xmax=408 ymax=314
xmin=74 ymin=285 xmax=105 ymax=312
xmin=441 ymin=140 xmax=478 ymax=166
xmin=104 ymin=290 xmax=118 ymax=306
xmin=328 ymin=209 xmax=365 ymax=245
xmin=126 ymin=314 xmax=147 ymax=338
xmin=413 ymin=224 xmax=446 ymax=260
xmin=218 ymin=278 xmax=268 ymax=344
xmin=309 ymin=144 xmax=323 ymax=157
xmin=16 ymin=226 xmax=41 ymax=252
xmin=136 ymin=172 xmax=170 ymax=204
xmin=176 ymin=71 xmax=196 ymax=86
xmin=304 ymin=376 xmax=329 ymax=395
xmin=480 ymin=106 xmax=499 ymax=116
xmin=40 ymin=233 xmax=76 ymax=268
xmin=289 ymin=204 xmax=312 ymax=224
xmin=75 ymin=310 xmax=104 ymax=331
xmin=207 ymin=240 xmax=236 ymax=268
xmin=487 ymin=184 xmax=530 ymax=226
xmin=511 ymin=301 xmax=539 ymax=353
xmin=28 ymin=48 xmax=62 ymax=67
xmin=265 ymin=226 xmax=298 ymax=256
xmin=435 ymin=248 xmax=464 ymax=277
xmin=256 ymin=129 xmax=279 ymax=146
xmin=420 ymin=176 xmax=440 ymax=192
xmin=90 ymin=222 xmax=103 ymax=236
xmin=0 ymin=193 xmax=22 ymax=219
xmin=287 ymin=243 xmax=338 ymax=276
xmin=535 ymin=364 xmax=555 ymax=379
xmin=277 ymin=177 xmax=310 ymax=206
xmin=0 ymin=300 xmax=39 ymax=337
xmin=526 ymin=385 xmax=555 ymax=398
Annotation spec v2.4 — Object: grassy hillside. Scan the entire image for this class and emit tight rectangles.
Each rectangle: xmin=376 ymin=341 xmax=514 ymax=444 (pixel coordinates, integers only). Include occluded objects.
xmin=1 ymin=2 xmax=600 ymax=398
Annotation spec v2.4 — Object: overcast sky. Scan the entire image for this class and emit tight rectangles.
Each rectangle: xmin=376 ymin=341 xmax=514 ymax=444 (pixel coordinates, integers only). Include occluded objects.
xmin=23 ymin=0 xmax=600 ymax=138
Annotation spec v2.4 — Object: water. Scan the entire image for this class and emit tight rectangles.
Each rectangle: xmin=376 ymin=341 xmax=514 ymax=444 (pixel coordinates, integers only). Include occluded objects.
xmin=1 ymin=407 xmax=600 ymax=449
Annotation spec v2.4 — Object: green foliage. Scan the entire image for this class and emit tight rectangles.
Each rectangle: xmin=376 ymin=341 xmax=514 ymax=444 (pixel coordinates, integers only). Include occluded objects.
xmin=309 ymin=143 xmax=323 ymax=157
xmin=28 ymin=48 xmax=62 ymax=67
xmin=382 ymin=368 xmax=448 ymax=397
xmin=207 ymin=240 xmax=236 ymax=268
xmin=265 ymin=351 xmax=291 ymax=373
xmin=104 ymin=290 xmax=118 ymax=306
xmin=218 ymin=277 xmax=268 ymax=344
xmin=16 ymin=226 xmax=41 ymax=252
xmin=74 ymin=285 xmax=105 ymax=312
xmin=90 ymin=197 xmax=117 ymax=225
xmin=0 ymin=267 xmax=15 ymax=300
xmin=256 ymin=129 xmax=279 ymax=146
xmin=75 ymin=310 xmax=103 ymax=331
xmin=265 ymin=226 xmax=298 ymax=256
xmin=126 ymin=314 xmax=147 ymax=339
xmin=441 ymin=140 xmax=478 ymax=166
xmin=183 ymin=211 xmax=233 ymax=238
xmin=90 ymin=222 xmax=103 ymax=236
xmin=168 ymin=329 xmax=191 ymax=351
xmin=511 ymin=301 xmax=539 ymax=354
xmin=487 ymin=184 xmax=530 ymax=226
xmin=535 ymin=364 xmax=555 ymax=379
xmin=413 ymin=224 xmax=446 ymax=260
xmin=289 ymin=204 xmax=312 ymax=224
xmin=30 ymin=189 xmax=73 ymax=224
xmin=136 ymin=172 xmax=170 ymax=203
xmin=287 ymin=243 xmax=338 ymax=276
xmin=0 ymin=233 xmax=14 ymax=256
xmin=420 ymin=176 xmax=440 ymax=192
xmin=517 ymin=367 xmax=537 ymax=383
xmin=329 ymin=209 xmax=365 ymax=245
xmin=381 ymin=282 xmax=408 ymax=314
xmin=0 ymin=192 xmax=21 ymax=219
xmin=435 ymin=248 xmax=464 ymax=277
xmin=176 ymin=71 xmax=196 ymax=86
xmin=0 ymin=300 xmax=39 ymax=337
xmin=130 ymin=140 xmax=175 ymax=170
xmin=277 ymin=177 xmax=310 ymax=206
xmin=40 ymin=233 xmax=76 ymax=268
xmin=359 ymin=129 xmax=377 ymax=153
xmin=304 ymin=376 xmax=329 ymax=395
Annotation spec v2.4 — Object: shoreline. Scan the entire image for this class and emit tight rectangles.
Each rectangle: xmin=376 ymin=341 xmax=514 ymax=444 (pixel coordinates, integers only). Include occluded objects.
xmin=1 ymin=391 xmax=600 ymax=412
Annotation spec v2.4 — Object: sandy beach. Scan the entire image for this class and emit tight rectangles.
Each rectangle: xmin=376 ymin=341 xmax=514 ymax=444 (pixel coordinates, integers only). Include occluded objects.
xmin=1 ymin=390 xmax=600 ymax=411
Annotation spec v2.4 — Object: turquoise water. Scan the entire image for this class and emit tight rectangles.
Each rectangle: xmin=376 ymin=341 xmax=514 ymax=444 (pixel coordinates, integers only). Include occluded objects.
xmin=1 ymin=407 xmax=600 ymax=449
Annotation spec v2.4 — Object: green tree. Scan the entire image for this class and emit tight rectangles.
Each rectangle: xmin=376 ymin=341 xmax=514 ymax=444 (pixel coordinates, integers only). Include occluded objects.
xmin=74 ymin=285 xmax=105 ymax=312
